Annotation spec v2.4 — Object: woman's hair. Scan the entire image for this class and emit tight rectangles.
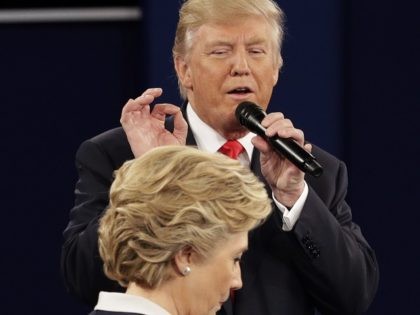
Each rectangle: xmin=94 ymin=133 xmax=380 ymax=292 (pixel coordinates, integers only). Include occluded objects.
xmin=98 ymin=145 xmax=271 ymax=289
xmin=173 ymin=0 xmax=286 ymax=98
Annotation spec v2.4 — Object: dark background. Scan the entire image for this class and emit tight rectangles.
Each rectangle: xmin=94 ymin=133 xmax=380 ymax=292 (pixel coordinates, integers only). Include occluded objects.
xmin=2 ymin=0 xmax=419 ymax=314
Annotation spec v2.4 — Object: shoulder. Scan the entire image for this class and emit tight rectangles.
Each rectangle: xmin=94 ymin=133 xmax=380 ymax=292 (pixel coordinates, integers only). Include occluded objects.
xmin=76 ymin=127 xmax=134 ymax=170
xmin=88 ymin=127 xmax=129 ymax=149
xmin=311 ymin=145 xmax=344 ymax=174
xmin=306 ymin=145 xmax=348 ymax=199
xmin=81 ymin=127 xmax=131 ymax=154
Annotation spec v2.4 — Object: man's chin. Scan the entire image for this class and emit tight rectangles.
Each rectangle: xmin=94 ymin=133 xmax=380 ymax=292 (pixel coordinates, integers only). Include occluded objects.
xmin=223 ymin=124 xmax=249 ymax=139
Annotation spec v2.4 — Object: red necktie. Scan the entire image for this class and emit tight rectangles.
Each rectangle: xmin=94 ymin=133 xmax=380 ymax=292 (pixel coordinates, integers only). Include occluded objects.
xmin=219 ymin=140 xmax=244 ymax=307
xmin=218 ymin=140 xmax=244 ymax=160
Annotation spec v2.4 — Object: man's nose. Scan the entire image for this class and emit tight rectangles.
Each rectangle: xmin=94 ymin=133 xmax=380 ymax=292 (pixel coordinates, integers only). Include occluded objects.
xmin=230 ymin=50 xmax=250 ymax=76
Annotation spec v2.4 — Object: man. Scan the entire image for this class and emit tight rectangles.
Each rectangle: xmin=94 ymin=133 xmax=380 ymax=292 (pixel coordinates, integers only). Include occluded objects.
xmin=61 ymin=0 xmax=379 ymax=314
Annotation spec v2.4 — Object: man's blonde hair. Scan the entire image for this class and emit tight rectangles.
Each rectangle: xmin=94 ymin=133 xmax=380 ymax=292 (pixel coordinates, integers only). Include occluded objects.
xmin=98 ymin=146 xmax=272 ymax=289
xmin=173 ymin=0 xmax=285 ymax=99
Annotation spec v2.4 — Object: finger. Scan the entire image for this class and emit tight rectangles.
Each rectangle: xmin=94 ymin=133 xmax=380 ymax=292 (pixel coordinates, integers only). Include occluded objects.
xmin=304 ymin=142 xmax=312 ymax=153
xmin=121 ymin=94 xmax=154 ymax=117
xmin=121 ymin=104 xmax=151 ymax=125
xmin=121 ymin=87 xmax=163 ymax=116
xmin=251 ymin=135 xmax=271 ymax=153
xmin=264 ymin=117 xmax=305 ymax=146
xmin=261 ymin=112 xmax=285 ymax=128
xmin=140 ymin=87 xmax=163 ymax=98
xmin=151 ymin=103 xmax=183 ymax=120
xmin=274 ymin=127 xmax=305 ymax=146
xmin=265 ymin=118 xmax=293 ymax=137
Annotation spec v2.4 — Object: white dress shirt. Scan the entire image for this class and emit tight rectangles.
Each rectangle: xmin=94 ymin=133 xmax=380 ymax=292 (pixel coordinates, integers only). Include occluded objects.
xmin=186 ymin=104 xmax=308 ymax=231
xmin=94 ymin=291 xmax=171 ymax=315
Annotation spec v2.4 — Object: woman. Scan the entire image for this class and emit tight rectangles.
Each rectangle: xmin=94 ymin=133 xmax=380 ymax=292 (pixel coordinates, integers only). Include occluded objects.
xmin=91 ymin=146 xmax=272 ymax=315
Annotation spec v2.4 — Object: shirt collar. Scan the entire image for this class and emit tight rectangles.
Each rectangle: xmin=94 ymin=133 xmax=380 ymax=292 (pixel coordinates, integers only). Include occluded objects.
xmin=94 ymin=291 xmax=171 ymax=315
xmin=186 ymin=103 xmax=255 ymax=161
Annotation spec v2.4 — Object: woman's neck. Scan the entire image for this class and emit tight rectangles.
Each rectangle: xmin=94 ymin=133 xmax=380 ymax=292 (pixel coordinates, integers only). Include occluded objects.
xmin=126 ymin=281 xmax=182 ymax=315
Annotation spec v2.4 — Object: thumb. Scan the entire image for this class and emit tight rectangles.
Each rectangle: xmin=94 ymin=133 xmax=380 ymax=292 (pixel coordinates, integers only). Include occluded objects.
xmin=172 ymin=110 xmax=188 ymax=145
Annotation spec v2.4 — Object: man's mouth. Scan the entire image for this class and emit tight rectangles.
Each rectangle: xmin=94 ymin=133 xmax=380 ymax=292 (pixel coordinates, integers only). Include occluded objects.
xmin=227 ymin=87 xmax=252 ymax=94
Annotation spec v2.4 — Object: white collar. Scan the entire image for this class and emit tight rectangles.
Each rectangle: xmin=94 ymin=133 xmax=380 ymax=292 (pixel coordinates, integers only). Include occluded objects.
xmin=186 ymin=103 xmax=255 ymax=165
xmin=94 ymin=292 xmax=171 ymax=315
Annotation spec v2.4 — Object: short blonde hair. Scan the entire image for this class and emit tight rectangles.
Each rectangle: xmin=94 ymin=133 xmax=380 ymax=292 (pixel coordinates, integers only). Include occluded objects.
xmin=173 ymin=0 xmax=285 ymax=99
xmin=99 ymin=146 xmax=271 ymax=289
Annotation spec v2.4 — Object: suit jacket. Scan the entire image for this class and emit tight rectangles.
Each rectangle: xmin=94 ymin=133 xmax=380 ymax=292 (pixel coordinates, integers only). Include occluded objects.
xmin=61 ymin=108 xmax=379 ymax=315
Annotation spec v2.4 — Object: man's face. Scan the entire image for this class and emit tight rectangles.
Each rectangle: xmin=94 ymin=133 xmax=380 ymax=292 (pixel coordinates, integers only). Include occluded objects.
xmin=175 ymin=15 xmax=281 ymax=139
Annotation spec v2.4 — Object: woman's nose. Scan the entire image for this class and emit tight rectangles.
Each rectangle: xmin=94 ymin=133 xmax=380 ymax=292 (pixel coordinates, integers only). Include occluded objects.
xmin=231 ymin=265 xmax=243 ymax=290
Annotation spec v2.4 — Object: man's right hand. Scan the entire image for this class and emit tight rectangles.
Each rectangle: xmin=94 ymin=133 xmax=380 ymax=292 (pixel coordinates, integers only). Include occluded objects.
xmin=120 ymin=87 xmax=188 ymax=158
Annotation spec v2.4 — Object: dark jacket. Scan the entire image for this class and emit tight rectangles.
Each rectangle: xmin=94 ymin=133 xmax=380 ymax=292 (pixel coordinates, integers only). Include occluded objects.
xmin=61 ymin=108 xmax=379 ymax=315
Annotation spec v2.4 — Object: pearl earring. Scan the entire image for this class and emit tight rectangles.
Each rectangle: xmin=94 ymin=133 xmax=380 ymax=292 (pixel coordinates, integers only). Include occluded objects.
xmin=182 ymin=266 xmax=191 ymax=276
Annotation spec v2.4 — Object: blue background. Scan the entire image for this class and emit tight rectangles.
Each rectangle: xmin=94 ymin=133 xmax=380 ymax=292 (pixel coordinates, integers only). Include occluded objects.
xmin=1 ymin=0 xmax=419 ymax=314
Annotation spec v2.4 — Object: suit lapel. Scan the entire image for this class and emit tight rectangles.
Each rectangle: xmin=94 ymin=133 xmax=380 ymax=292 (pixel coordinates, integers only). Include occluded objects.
xmin=250 ymin=149 xmax=272 ymax=196
xmin=181 ymin=102 xmax=197 ymax=146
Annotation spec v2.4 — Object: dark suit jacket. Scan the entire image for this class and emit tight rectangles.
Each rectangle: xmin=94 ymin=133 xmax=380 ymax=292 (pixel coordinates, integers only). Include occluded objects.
xmin=61 ymin=109 xmax=379 ymax=315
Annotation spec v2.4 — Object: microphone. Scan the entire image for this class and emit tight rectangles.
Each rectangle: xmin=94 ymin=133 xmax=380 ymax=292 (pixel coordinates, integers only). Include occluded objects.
xmin=235 ymin=101 xmax=323 ymax=177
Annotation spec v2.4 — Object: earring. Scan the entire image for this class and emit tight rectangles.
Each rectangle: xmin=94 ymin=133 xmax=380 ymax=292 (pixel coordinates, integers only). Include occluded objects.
xmin=182 ymin=266 xmax=191 ymax=276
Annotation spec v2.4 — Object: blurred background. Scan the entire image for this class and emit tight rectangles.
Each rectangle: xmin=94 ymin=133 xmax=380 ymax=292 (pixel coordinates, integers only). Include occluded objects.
xmin=1 ymin=0 xmax=419 ymax=314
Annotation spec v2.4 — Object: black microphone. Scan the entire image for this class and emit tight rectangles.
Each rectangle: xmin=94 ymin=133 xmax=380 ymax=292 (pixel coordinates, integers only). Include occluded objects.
xmin=235 ymin=101 xmax=323 ymax=177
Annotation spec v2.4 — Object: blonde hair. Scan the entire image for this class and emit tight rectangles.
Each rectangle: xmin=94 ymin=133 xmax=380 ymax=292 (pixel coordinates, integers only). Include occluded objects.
xmin=173 ymin=0 xmax=285 ymax=99
xmin=99 ymin=146 xmax=271 ymax=289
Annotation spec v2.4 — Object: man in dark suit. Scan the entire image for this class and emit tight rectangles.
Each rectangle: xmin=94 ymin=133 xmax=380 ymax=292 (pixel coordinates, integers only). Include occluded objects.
xmin=61 ymin=0 xmax=379 ymax=314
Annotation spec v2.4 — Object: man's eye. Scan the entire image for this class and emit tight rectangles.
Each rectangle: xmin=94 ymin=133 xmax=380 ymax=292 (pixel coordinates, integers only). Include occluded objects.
xmin=211 ymin=50 xmax=228 ymax=55
xmin=249 ymin=49 xmax=264 ymax=54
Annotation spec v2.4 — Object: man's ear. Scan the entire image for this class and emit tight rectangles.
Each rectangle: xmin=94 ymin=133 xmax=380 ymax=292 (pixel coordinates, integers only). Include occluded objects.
xmin=272 ymin=55 xmax=283 ymax=86
xmin=174 ymin=56 xmax=193 ymax=89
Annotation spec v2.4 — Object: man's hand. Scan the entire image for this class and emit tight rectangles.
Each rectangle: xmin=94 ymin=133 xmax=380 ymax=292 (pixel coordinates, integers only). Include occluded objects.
xmin=251 ymin=112 xmax=311 ymax=208
xmin=120 ymin=88 xmax=188 ymax=158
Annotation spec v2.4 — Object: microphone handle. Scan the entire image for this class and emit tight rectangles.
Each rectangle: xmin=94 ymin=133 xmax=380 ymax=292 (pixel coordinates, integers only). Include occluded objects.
xmin=248 ymin=115 xmax=323 ymax=177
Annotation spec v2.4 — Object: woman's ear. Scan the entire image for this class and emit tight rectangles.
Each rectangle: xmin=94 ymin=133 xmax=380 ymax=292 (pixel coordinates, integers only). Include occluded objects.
xmin=174 ymin=246 xmax=194 ymax=276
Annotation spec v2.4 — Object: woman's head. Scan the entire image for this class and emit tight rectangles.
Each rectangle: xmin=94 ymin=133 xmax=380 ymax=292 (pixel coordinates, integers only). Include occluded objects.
xmin=99 ymin=146 xmax=271 ymax=290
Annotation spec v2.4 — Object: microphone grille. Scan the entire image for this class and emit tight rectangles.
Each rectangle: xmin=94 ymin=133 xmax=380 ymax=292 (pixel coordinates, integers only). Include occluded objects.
xmin=235 ymin=101 xmax=265 ymax=126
